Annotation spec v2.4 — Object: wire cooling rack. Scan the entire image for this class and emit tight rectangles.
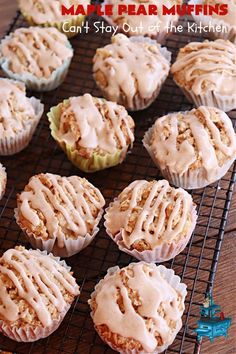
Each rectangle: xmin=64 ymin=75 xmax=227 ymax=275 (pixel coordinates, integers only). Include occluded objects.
xmin=0 ymin=7 xmax=235 ymax=354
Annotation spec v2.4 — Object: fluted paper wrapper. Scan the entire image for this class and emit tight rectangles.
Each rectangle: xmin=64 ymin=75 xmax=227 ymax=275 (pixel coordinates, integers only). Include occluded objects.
xmin=143 ymin=125 xmax=236 ymax=189
xmin=0 ymin=249 xmax=78 ymax=342
xmin=15 ymin=208 xmax=104 ymax=257
xmin=0 ymin=97 xmax=44 ymax=156
xmin=104 ymin=201 xmax=197 ymax=262
xmin=0 ymin=163 xmax=7 ymax=200
xmin=89 ymin=262 xmax=187 ymax=354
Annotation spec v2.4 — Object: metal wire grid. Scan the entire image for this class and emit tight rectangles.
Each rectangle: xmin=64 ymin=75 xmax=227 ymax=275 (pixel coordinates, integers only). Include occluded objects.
xmin=0 ymin=9 xmax=235 ymax=354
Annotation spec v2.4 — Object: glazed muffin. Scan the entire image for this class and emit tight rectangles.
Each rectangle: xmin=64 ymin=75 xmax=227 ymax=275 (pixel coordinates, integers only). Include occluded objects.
xmin=0 ymin=163 xmax=7 ymax=200
xmin=0 ymin=246 xmax=80 ymax=342
xmin=93 ymin=34 xmax=171 ymax=111
xmin=0 ymin=78 xmax=44 ymax=155
xmin=0 ymin=27 xmax=73 ymax=91
xmin=102 ymin=0 xmax=183 ymax=43
xmin=144 ymin=106 xmax=236 ymax=189
xmin=104 ymin=179 xmax=197 ymax=262
xmin=89 ymin=262 xmax=187 ymax=353
xmin=48 ymin=93 xmax=135 ymax=172
xmin=171 ymin=39 xmax=236 ymax=111
xmin=18 ymin=0 xmax=90 ymax=38
xmin=15 ymin=173 xmax=105 ymax=257
xmin=189 ymin=0 xmax=236 ymax=43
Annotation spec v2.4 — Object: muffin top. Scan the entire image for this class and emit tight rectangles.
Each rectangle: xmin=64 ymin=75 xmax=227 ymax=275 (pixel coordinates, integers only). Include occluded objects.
xmin=89 ymin=262 xmax=186 ymax=353
xmin=19 ymin=0 xmax=90 ymax=24
xmin=103 ymin=0 xmax=182 ymax=35
xmin=105 ymin=179 xmax=196 ymax=251
xmin=171 ymin=39 xmax=236 ymax=96
xmin=16 ymin=173 xmax=105 ymax=244
xmin=0 ymin=27 xmax=73 ymax=79
xmin=0 ymin=79 xmax=38 ymax=138
xmin=148 ymin=106 xmax=236 ymax=180
xmin=93 ymin=34 xmax=170 ymax=106
xmin=0 ymin=246 xmax=79 ymax=328
xmin=55 ymin=93 xmax=135 ymax=157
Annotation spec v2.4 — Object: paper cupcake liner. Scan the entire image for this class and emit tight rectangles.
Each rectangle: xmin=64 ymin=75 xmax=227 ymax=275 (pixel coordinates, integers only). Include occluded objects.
xmin=14 ymin=208 xmax=104 ymax=257
xmin=104 ymin=200 xmax=197 ymax=262
xmin=0 ymin=34 xmax=73 ymax=92
xmin=47 ymin=100 xmax=131 ymax=172
xmin=89 ymin=262 xmax=187 ymax=354
xmin=0 ymin=249 xmax=77 ymax=342
xmin=0 ymin=97 xmax=44 ymax=156
xmin=189 ymin=0 xmax=236 ymax=44
xmin=143 ymin=125 xmax=236 ymax=189
xmin=0 ymin=163 xmax=7 ymax=200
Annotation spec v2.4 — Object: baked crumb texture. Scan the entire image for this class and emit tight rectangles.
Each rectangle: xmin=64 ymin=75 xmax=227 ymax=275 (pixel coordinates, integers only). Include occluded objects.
xmin=15 ymin=173 xmax=105 ymax=256
xmin=0 ymin=246 xmax=80 ymax=342
xmin=57 ymin=93 xmax=135 ymax=158
xmin=89 ymin=262 xmax=187 ymax=354
xmin=0 ymin=27 xmax=73 ymax=79
xmin=93 ymin=34 xmax=170 ymax=110
xmin=105 ymin=179 xmax=196 ymax=261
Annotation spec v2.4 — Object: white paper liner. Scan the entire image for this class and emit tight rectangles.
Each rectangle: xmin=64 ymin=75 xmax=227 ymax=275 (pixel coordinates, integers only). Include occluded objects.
xmin=0 ymin=163 xmax=7 ymax=200
xmin=0 ymin=96 xmax=44 ymax=156
xmin=189 ymin=0 xmax=236 ymax=44
xmin=104 ymin=199 xmax=197 ymax=262
xmin=14 ymin=208 xmax=104 ymax=257
xmin=94 ymin=36 xmax=171 ymax=111
xmin=0 ymin=33 xmax=73 ymax=92
xmin=143 ymin=124 xmax=236 ymax=189
xmin=0 ymin=248 xmax=79 ymax=342
xmin=89 ymin=262 xmax=187 ymax=354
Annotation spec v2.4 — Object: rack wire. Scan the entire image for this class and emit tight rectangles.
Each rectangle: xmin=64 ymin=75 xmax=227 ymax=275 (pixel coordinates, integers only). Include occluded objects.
xmin=0 ymin=7 xmax=235 ymax=354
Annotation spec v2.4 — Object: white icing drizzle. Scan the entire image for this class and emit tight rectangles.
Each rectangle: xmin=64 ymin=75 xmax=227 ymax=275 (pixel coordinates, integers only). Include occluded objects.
xmin=171 ymin=39 xmax=236 ymax=95
xmin=0 ymin=247 xmax=79 ymax=327
xmin=93 ymin=263 xmax=184 ymax=352
xmin=1 ymin=27 xmax=73 ymax=78
xmin=18 ymin=173 xmax=105 ymax=247
xmin=0 ymin=79 xmax=36 ymax=137
xmin=150 ymin=106 xmax=236 ymax=180
xmin=104 ymin=0 xmax=182 ymax=34
xmin=58 ymin=93 xmax=134 ymax=153
xmin=19 ymin=0 xmax=90 ymax=23
xmin=202 ymin=0 xmax=236 ymax=26
xmin=107 ymin=180 xmax=194 ymax=248
xmin=93 ymin=34 xmax=170 ymax=107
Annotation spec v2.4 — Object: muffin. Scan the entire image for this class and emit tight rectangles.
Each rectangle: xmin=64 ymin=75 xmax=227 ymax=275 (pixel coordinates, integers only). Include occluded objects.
xmin=93 ymin=34 xmax=171 ymax=111
xmin=89 ymin=262 xmax=187 ymax=353
xmin=0 ymin=78 xmax=44 ymax=155
xmin=48 ymin=93 xmax=135 ymax=172
xmin=0 ymin=246 xmax=80 ymax=342
xmin=171 ymin=39 xmax=236 ymax=111
xmin=0 ymin=163 xmax=7 ymax=200
xmin=18 ymin=0 xmax=90 ymax=38
xmin=15 ymin=173 xmax=105 ymax=257
xmin=143 ymin=106 xmax=236 ymax=189
xmin=102 ymin=0 xmax=183 ymax=43
xmin=104 ymin=179 xmax=197 ymax=262
xmin=0 ymin=27 xmax=73 ymax=91
xmin=189 ymin=0 xmax=236 ymax=43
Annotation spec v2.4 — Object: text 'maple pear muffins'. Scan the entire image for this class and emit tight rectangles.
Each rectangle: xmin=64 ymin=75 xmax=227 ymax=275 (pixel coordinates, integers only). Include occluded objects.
xmin=189 ymin=0 xmax=236 ymax=43
xmin=15 ymin=173 xmax=105 ymax=257
xmin=143 ymin=106 xmax=236 ymax=189
xmin=0 ymin=163 xmax=7 ymax=200
xmin=104 ymin=179 xmax=197 ymax=262
xmin=0 ymin=246 xmax=80 ymax=342
xmin=102 ymin=0 xmax=183 ymax=43
xmin=0 ymin=78 xmax=44 ymax=155
xmin=89 ymin=262 xmax=187 ymax=353
xmin=93 ymin=34 xmax=171 ymax=111
xmin=171 ymin=39 xmax=236 ymax=111
xmin=48 ymin=93 xmax=135 ymax=172
xmin=18 ymin=0 xmax=90 ymax=38
xmin=0 ymin=27 xmax=73 ymax=91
